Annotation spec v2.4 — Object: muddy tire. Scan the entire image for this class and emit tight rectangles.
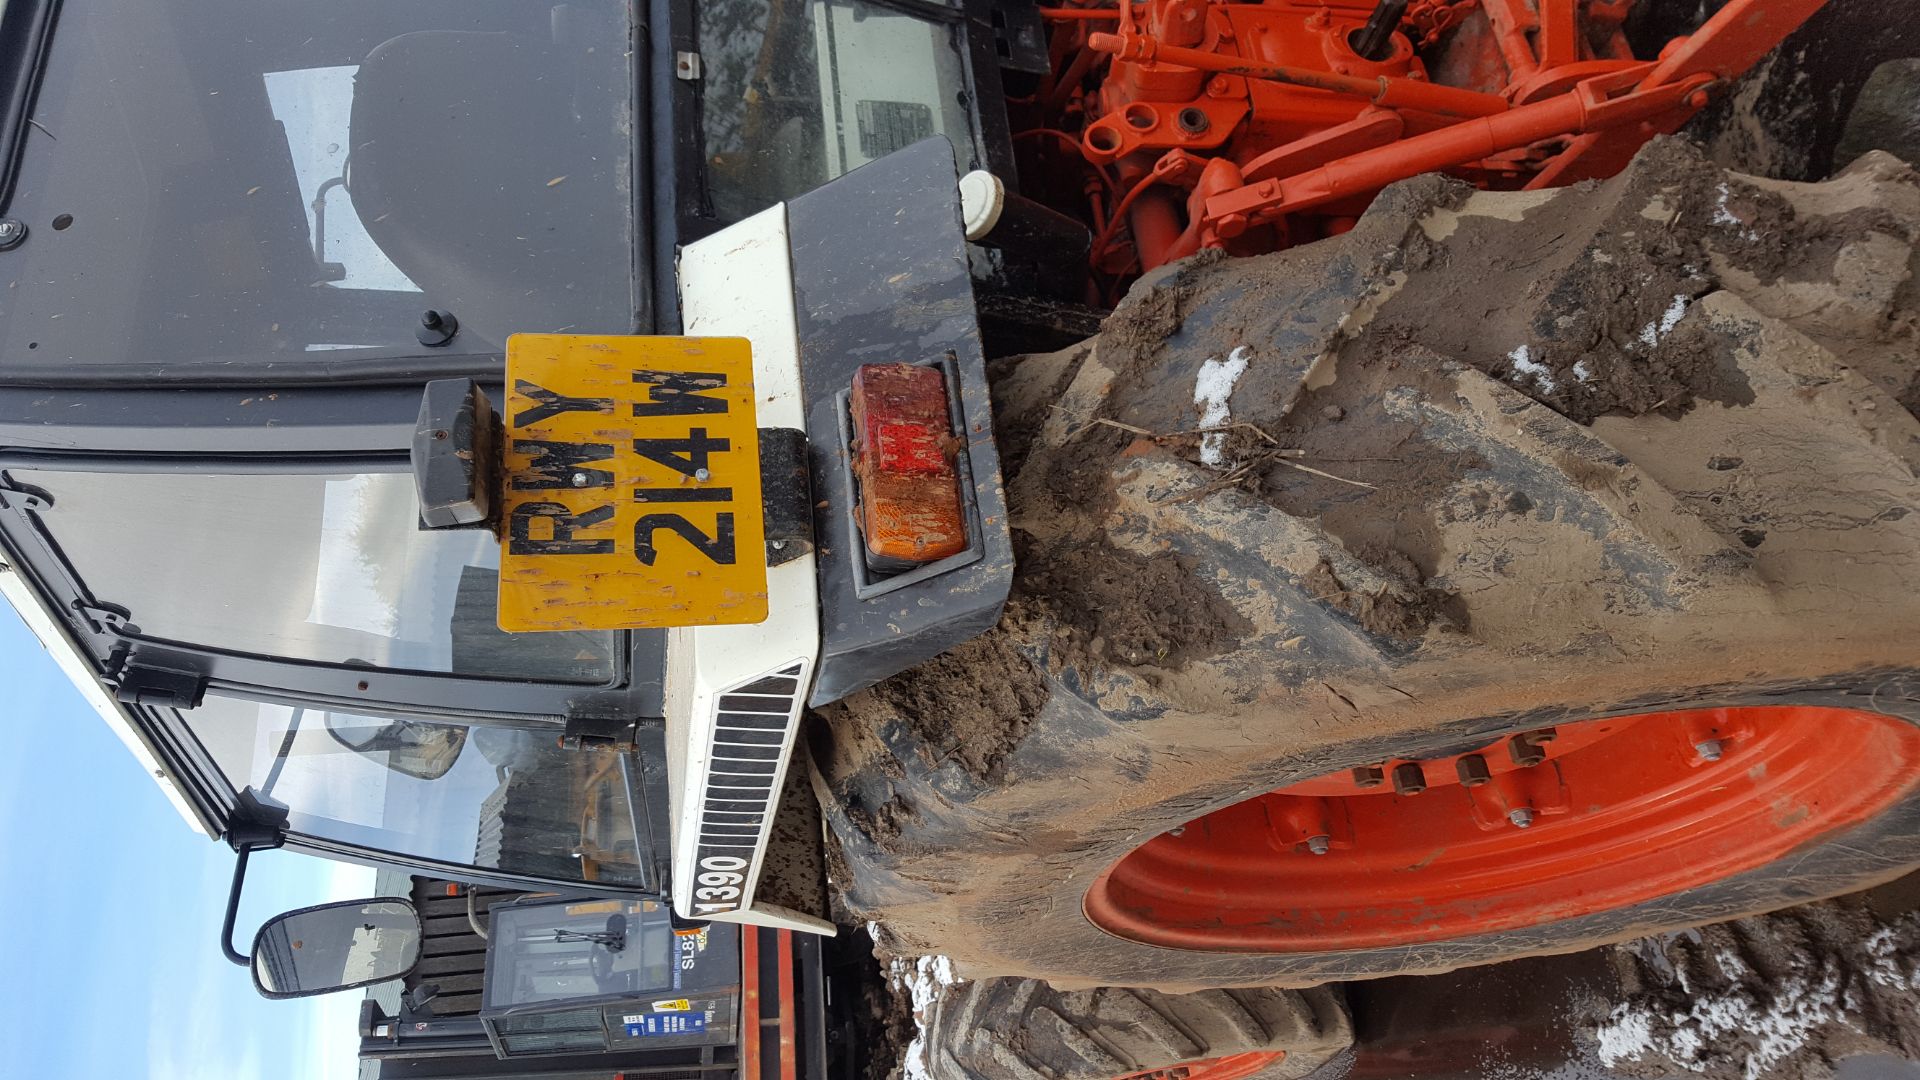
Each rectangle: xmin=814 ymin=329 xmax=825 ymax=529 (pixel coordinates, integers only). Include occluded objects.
xmin=1589 ymin=884 xmax=1920 ymax=1079
xmin=927 ymin=979 xmax=1351 ymax=1080
xmin=813 ymin=141 xmax=1920 ymax=988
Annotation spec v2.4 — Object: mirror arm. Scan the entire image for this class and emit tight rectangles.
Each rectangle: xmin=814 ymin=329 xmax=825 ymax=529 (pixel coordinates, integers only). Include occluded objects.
xmin=220 ymin=845 xmax=256 ymax=967
xmin=220 ymin=798 xmax=288 ymax=968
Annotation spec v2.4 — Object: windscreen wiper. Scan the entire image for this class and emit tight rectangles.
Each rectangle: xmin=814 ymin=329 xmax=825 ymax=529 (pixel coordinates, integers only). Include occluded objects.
xmin=551 ymin=927 xmax=625 ymax=952
xmin=551 ymin=912 xmax=628 ymax=952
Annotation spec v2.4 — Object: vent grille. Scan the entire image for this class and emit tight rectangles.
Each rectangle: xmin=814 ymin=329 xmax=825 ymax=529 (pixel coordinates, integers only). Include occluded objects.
xmin=692 ymin=660 xmax=807 ymax=913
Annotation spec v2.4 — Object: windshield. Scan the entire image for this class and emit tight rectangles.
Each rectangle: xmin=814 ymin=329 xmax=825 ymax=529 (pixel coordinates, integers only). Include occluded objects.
xmin=0 ymin=0 xmax=634 ymax=369
xmin=16 ymin=467 xmax=615 ymax=683
xmin=190 ymin=695 xmax=651 ymax=886
xmin=696 ymin=0 xmax=975 ymax=223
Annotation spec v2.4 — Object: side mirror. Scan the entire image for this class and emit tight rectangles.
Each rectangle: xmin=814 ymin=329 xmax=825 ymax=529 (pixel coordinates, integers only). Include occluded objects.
xmin=251 ymin=898 xmax=423 ymax=999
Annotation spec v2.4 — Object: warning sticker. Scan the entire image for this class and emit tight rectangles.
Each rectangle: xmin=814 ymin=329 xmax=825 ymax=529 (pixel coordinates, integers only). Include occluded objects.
xmin=624 ymin=1011 xmax=707 ymax=1038
xmin=652 ymin=999 xmax=692 ymax=1012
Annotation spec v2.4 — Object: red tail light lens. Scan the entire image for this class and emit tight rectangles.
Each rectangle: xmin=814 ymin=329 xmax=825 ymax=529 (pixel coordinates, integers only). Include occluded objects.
xmin=849 ymin=364 xmax=968 ymax=566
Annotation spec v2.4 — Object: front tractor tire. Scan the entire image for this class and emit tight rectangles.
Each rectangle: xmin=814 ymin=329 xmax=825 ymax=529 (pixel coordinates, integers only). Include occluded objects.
xmin=814 ymin=142 xmax=1920 ymax=988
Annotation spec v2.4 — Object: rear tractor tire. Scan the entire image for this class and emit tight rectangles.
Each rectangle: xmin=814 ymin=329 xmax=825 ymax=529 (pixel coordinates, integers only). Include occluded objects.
xmin=926 ymin=979 xmax=1351 ymax=1080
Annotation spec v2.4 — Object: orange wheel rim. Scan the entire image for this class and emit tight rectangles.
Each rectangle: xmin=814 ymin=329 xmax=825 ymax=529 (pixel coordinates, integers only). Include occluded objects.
xmin=1084 ymin=705 xmax=1920 ymax=951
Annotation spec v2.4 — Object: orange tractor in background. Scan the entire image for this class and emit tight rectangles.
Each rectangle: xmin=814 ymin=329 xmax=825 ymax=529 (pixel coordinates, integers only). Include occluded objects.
xmin=997 ymin=0 xmax=1824 ymax=295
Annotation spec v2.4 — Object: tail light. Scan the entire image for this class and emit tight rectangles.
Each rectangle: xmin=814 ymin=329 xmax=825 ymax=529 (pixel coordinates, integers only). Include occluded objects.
xmin=849 ymin=363 xmax=968 ymax=567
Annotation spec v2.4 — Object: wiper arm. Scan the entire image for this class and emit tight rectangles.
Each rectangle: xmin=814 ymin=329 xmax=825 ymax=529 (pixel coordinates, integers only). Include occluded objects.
xmin=551 ymin=912 xmax=629 ymax=952
xmin=0 ymin=0 xmax=66 ymax=215
xmin=551 ymin=927 xmax=625 ymax=952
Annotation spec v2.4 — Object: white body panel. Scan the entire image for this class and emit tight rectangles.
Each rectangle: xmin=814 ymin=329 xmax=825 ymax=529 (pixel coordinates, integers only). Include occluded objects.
xmin=671 ymin=205 xmax=831 ymax=935
xmin=0 ymin=559 xmax=215 ymax=836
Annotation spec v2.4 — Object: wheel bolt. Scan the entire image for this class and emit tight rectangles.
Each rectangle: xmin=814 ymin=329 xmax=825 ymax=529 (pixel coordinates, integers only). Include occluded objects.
xmin=1352 ymin=765 xmax=1385 ymax=789
xmin=1508 ymin=733 xmax=1548 ymax=768
xmin=1508 ymin=807 xmax=1535 ymax=829
xmin=1306 ymin=835 xmax=1331 ymax=855
xmin=1695 ymin=738 xmax=1724 ymax=762
xmin=1392 ymin=762 xmax=1427 ymax=796
xmin=1456 ymin=754 xmax=1492 ymax=787
xmin=1530 ymin=727 xmax=1559 ymax=743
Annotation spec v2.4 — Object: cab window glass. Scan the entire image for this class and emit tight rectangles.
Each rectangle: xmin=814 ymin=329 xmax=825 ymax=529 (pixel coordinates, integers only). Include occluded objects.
xmin=187 ymin=696 xmax=649 ymax=886
xmin=0 ymin=0 xmax=634 ymax=368
xmin=695 ymin=0 xmax=975 ymax=223
xmin=18 ymin=468 xmax=615 ymax=683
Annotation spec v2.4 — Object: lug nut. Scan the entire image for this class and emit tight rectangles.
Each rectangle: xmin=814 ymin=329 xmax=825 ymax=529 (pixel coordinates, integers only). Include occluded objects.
xmin=1508 ymin=733 xmax=1548 ymax=768
xmin=1695 ymin=738 xmax=1724 ymax=762
xmin=1391 ymin=762 xmax=1427 ymax=796
xmin=1530 ymin=727 xmax=1559 ymax=743
xmin=1455 ymin=754 xmax=1492 ymax=787
xmin=1508 ymin=807 xmax=1536 ymax=829
xmin=1352 ymin=765 xmax=1386 ymax=789
xmin=1306 ymin=834 xmax=1331 ymax=855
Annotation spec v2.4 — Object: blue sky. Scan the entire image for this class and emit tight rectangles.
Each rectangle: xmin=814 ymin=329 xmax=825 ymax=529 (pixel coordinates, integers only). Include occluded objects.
xmin=0 ymin=603 xmax=371 ymax=1079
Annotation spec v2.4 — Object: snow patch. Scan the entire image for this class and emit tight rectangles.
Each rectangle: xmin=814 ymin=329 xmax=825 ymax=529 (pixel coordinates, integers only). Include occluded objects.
xmin=1596 ymin=1006 xmax=1655 ymax=1062
xmin=1638 ymin=294 xmax=1690 ymax=348
xmin=1865 ymin=926 xmax=1920 ymax=990
xmin=1194 ymin=345 xmax=1252 ymax=467
xmin=1508 ymin=345 xmax=1556 ymax=393
xmin=890 ymin=954 xmax=961 ymax=1080
xmin=1573 ymin=359 xmax=1593 ymax=384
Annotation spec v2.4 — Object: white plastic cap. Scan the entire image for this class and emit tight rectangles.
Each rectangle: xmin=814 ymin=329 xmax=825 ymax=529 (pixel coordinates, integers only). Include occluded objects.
xmin=958 ymin=169 xmax=1006 ymax=242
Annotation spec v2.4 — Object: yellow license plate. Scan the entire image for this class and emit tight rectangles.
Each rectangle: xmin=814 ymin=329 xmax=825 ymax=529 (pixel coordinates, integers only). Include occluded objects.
xmin=497 ymin=334 xmax=768 ymax=632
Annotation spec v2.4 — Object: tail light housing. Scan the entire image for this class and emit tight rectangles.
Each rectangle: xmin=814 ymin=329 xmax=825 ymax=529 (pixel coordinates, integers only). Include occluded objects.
xmin=848 ymin=363 xmax=968 ymax=567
